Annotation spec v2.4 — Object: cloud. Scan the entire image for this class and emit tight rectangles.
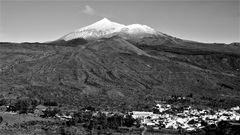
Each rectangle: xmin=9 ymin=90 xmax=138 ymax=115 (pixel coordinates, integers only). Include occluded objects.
xmin=81 ymin=5 xmax=95 ymax=15
xmin=80 ymin=5 xmax=113 ymax=18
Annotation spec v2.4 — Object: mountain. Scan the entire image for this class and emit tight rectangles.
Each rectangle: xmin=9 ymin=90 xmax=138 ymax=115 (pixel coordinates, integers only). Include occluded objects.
xmin=61 ymin=18 xmax=165 ymax=41
xmin=0 ymin=18 xmax=240 ymax=110
xmin=60 ymin=18 xmax=199 ymax=47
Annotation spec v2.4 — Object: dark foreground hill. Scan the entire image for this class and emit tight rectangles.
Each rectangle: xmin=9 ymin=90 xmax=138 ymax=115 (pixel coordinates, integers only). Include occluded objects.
xmin=0 ymin=38 xmax=240 ymax=110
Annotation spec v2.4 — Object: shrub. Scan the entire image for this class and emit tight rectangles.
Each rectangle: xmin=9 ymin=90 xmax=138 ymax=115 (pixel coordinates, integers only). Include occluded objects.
xmin=43 ymin=100 xmax=58 ymax=106
xmin=0 ymin=99 xmax=7 ymax=106
xmin=186 ymin=93 xmax=193 ymax=98
xmin=42 ymin=108 xmax=60 ymax=117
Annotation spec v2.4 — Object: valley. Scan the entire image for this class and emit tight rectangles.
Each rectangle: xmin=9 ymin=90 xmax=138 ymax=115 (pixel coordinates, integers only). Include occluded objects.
xmin=0 ymin=18 xmax=240 ymax=134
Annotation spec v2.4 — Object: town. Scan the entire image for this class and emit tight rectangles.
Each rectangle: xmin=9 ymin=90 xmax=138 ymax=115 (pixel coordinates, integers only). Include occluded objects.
xmin=132 ymin=104 xmax=240 ymax=132
xmin=1 ymin=96 xmax=240 ymax=135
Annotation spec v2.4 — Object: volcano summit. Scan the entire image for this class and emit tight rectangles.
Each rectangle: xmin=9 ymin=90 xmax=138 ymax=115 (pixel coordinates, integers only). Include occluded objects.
xmin=61 ymin=18 xmax=160 ymax=41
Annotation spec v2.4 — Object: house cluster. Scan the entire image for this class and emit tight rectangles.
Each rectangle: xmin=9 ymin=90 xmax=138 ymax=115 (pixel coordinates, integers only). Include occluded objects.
xmin=131 ymin=104 xmax=240 ymax=131
xmin=5 ymin=98 xmax=238 ymax=133
xmin=35 ymin=103 xmax=240 ymax=132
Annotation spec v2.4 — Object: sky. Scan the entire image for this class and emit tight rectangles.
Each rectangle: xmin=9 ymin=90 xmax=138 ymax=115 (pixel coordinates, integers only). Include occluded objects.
xmin=0 ymin=0 xmax=239 ymax=43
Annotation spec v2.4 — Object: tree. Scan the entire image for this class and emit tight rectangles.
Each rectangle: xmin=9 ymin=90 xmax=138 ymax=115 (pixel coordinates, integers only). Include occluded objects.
xmin=124 ymin=113 xmax=135 ymax=127
xmin=99 ymin=113 xmax=108 ymax=129
xmin=15 ymin=98 xmax=31 ymax=114
xmin=0 ymin=116 xmax=3 ymax=123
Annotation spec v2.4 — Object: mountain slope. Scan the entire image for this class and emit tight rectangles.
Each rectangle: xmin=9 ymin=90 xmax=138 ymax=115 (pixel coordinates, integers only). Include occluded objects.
xmin=1 ymin=36 xmax=240 ymax=110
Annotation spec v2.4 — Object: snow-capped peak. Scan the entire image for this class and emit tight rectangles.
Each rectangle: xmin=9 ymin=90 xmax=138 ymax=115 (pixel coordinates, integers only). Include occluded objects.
xmin=62 ymin=18 xmax=158 ymax=41
xmin=123 ymin=24 xmax=157 ymax=34
xmin=78 ymin=18 xmax=125 ymax=32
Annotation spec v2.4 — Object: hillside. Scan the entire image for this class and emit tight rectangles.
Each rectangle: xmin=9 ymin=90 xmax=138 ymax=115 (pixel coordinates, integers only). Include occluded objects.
xmin=0 ymin=36 xmax=240 ymax=110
